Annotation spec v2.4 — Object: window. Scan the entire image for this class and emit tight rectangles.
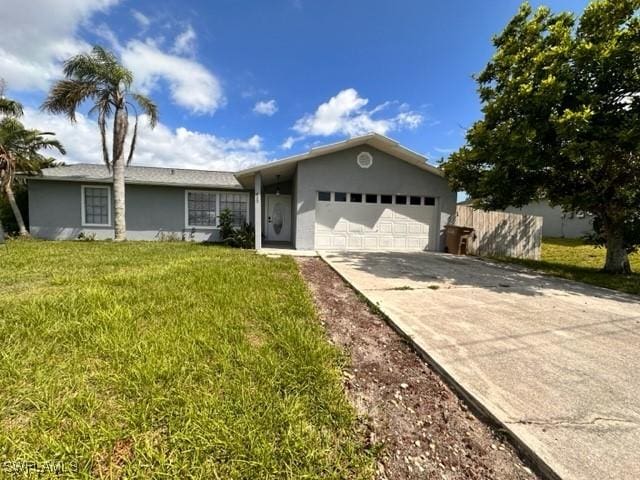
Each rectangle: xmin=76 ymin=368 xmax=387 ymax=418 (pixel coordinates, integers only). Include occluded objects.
xmin=365 ymin=194 xmax=378 ymax=204
xmin=334 ymin=192 xmax=347 ymax=202
xmin=82 ymin=185 xmax=110 ymax=226
xmin=410 ymin=196 xmax=421 ymax=206
xmin=424 ymin=196 xmax=436 ymax=206
xmin=350 ymin=193 xmax=362 ymax=203
xmin=318 ymin=191 xmax=331 ymax=201
xmin=380 ymin=194 xmax=392 ymax=204
xmin=220 ymin=192 xmax=249 ymax=226
xmin=187 ymin=191 xmax=217 ymax=227
xmin=395 ymin=195 xmax=407 ymax=205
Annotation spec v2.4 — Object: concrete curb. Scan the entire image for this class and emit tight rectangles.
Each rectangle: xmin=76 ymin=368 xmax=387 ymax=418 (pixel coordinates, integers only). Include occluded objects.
xmin=319 ymin=253 xmax=562 ymax=480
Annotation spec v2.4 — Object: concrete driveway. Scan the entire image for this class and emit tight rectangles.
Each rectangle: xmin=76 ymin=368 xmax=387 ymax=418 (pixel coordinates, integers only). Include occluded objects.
xmin=321 ymin=251 xmax=640 ymax=480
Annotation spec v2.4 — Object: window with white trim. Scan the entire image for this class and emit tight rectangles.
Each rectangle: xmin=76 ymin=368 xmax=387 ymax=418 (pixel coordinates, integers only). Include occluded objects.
xmin=187 ymin=191 xmax=217 ymax=227
xmin=334 ymin=192 xmax=347 ymax=202
xmin=82 ymin=185 xmax=110 ymax=226
xmin=318 ymin=191 xmax=331 ymax=201
xmin=220 ymin=192 xmax=249 ymax=226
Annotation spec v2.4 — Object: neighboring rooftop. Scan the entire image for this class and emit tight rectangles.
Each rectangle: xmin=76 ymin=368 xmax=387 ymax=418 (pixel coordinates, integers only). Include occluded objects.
xmin=32 ymin=164 xmax=243 ymax=189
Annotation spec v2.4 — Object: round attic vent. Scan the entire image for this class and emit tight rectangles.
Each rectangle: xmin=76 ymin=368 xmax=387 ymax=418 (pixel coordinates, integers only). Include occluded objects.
xmin=357 ymin=151 xmax=373 ymax=169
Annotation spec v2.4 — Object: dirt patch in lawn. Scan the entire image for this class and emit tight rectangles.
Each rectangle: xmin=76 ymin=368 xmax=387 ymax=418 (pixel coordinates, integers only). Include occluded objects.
xmin=297 ymin=257 xmax=537 ymax=480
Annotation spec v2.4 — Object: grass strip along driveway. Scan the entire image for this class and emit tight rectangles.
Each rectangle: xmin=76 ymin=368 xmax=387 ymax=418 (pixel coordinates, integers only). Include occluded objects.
xmin=495 ymin=238 xmax=640 ymax=296
xmin=0 ymin=241 xmax=373 ymax=478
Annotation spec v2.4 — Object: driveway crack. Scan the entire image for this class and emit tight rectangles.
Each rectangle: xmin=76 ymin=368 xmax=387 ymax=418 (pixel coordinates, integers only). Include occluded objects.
xmin=506 ymin=416 xmax=640 ymax=428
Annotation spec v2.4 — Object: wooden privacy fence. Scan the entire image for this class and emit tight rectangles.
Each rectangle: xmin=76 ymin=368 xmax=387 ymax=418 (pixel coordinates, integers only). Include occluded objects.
xmin=453 ymin=206 xmax=543 ymax=260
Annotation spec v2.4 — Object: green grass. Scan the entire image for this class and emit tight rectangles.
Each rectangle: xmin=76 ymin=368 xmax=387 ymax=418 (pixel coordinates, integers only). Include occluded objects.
xmin=0 ymin=241 xmax=373 ymax=479
xmin=495 ymin=237 xmax=640 ymax=295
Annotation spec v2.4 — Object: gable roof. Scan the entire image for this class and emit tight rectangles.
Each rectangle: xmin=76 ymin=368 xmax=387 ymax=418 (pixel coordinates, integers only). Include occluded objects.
xmin=30 ymin=133 xmax=443 ymax=190
xmin=234 ymin=133 xmax=443 ymax=187
xmin=30 ymin=164 xmax=243 ymax=189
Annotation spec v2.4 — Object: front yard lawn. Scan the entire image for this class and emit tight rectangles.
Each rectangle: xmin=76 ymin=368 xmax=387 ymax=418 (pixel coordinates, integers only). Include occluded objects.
xmin=0 ymin=241 xmax=373 ymax=478
xmin=497 ymin=237 xmax=640 ymax=295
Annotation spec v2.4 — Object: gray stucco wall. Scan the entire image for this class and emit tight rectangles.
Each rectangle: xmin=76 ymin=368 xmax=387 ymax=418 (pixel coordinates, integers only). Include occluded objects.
xmin=28 ymin=180 xmax=253 ymax=241
xmin=505 ymin=201 xmax=594 ymax=238
xmin=294 ymin=146 xmax=456 ymax=250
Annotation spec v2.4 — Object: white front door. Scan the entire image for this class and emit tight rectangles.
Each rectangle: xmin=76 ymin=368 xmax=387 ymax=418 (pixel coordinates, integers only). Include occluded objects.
xmin=266 ymin=194 xmax=291 ymax=242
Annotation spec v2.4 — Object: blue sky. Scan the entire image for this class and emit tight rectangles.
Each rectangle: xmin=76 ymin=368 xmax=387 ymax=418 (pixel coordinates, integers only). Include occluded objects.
xmin=2 ymin=0 xmax=589 ymax=171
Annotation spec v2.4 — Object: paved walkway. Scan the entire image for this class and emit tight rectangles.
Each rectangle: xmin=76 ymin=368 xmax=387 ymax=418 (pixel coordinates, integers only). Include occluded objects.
xmin=321 ymin=251 xmax=640 ymax=480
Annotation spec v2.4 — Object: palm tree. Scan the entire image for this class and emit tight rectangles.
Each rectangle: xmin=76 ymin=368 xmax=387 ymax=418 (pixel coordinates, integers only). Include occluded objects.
xmin=0 ymin=117 xmax=65 ymax=236
xmin=0 ymin=79 xmax=23 ymax=117
xmin=42 ymin=46 xmax=158 ymax=241
xmin=0 ymin=98 xmax=23 ymax=117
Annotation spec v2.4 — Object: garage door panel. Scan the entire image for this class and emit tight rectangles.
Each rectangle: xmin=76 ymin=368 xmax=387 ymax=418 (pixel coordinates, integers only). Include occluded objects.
xmin=393 ymin=223 xmax=408 ymax=234
xmin=315 ymin=202 xmax=436 ymax=251
xmin=364 ymin=237 xmax=378 ymax=248
xmin=334 ymin=221 xmax=348 ymax=232
xmin=348 ymin=222 xmax=364 ymax=233
xmin=378 ymin=222 xmax=393 ymax=234
xmin=348 ymin=236 xmax=363 ymax=249
xmin=379 ymin=237 xmax=394 ymax=248
xmin=315 ymin=235 xmax=332 ymax=248
xmin=332 ymin=236 xmax=347 ymax=248
xmin=406 ymin=237 xmax=423 ymax=248
xmin=408 ymin=223 xmax=423 ymax=234
xmin=393 ymin=237 xmax=407 ymax=249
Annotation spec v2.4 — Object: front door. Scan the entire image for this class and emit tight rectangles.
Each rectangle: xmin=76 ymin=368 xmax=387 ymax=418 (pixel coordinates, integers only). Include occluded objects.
xmin=266 ymin=194 xmax=291 ymax=242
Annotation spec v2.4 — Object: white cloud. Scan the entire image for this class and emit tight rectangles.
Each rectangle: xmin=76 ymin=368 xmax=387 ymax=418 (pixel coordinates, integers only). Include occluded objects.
xmin=281 ymin=136 xmax=298 ymax=150
xmin=131 ymin=10 xmax=150 ymax=29
xmin=291 ymin=88 xmax=423 ymax=142
xmin=121 ymin=39 xmax=224 ymax=114
xmin=0 ymin=0 xmax=119 ymax=91
xmin=172 ymin=25 xmax=197 ymax=57
xmin=253 ymin=99 xmax=278 ymax=116
xmin=0 ymin=1 xmax=223 ymax=116
xmin=23 ymin=108 xmax=269 ymax=171
xmin=396 ymin=111 xmax=424 ymax=129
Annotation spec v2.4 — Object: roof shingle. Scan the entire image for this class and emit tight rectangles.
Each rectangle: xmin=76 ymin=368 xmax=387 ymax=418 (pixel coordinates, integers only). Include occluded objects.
xmin=34 ymin=164 xmax=242 ymax=189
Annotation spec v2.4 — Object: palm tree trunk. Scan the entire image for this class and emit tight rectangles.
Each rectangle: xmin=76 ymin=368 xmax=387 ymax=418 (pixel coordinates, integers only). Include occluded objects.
xmin=112 ymin=106 xmax=128 ymax=241
xmin=3 ymin=182 xmax=28 ymax=236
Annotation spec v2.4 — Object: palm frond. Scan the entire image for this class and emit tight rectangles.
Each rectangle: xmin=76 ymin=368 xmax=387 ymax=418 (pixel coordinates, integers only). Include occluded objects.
xmin=130 ymin=93 xmax=158 ymax=127
xmin=30 ymin=135 xmax=66 ymax=155
xmin=98 ymin=107 xmax=111 ymax=170
xmin=0 ymin=119 xmax=65 ymax=186
xmin=62 ymin=51 xmax=102 ymax=82
xmin=41 ymin=80 xmax=99 ymax=121
xmin=126 ymin=108 xmax=139 ymax=166
xmin=87 ymin=88 xmax=114 ymax=118
xmin=64 ymin=46 xmax=134 ymax=90
xmin=0 ymin=97 xmax=23 ymax=118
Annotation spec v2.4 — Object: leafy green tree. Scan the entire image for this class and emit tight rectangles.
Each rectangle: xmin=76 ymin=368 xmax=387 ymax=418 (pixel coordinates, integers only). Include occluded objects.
xmin=444 ymin=0 xmax=640 ymax=273
xmin=0 ymin=117 xmax=65 ymax=236
xmin=43 ymin=46 xmax=158 ymax=241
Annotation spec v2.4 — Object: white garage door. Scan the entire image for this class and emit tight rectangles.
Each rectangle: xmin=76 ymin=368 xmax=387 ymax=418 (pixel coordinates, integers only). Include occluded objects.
xmin=315 ymin=192 xmax=437 ymax=250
